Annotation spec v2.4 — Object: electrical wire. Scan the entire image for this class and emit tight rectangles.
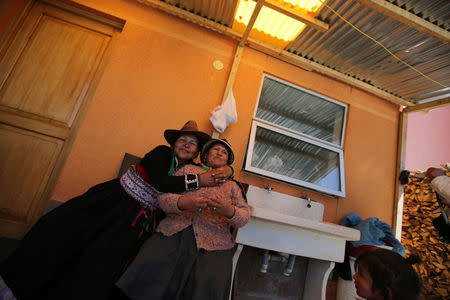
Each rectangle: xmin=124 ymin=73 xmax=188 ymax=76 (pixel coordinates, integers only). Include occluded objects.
xmin=318 ymin=0 xmax=448 ymax=89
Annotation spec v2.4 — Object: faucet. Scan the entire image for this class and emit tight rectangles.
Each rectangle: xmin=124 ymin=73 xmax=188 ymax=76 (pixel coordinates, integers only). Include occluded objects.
xmin=306 ymin=197 xmax=311 ymax=208
xmin=301 ymin=193 xmax=312 ymax=208
xmin=265 ymin=184 xmax=273 ymax=193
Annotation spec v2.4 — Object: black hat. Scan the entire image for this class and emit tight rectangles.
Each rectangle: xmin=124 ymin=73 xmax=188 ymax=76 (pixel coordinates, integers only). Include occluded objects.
xmin=201 ymin=138 xmax=234 ymax=165
xmin=164 ymin=120 xmax=211 ymax=149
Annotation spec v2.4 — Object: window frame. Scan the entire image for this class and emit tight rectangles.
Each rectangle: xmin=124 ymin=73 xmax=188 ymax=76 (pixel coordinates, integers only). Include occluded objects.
xmin=243 ymin=74 xmax=348 ymax=197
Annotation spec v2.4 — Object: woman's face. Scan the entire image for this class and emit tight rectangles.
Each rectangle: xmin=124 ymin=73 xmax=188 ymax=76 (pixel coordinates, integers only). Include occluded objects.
xmin=205 ymin=143 xmax=229 ymax=169
xmin=353 ymin=263 xmax=383 ymax=300
xmin=173 ymin=134 xmax=199 ymax=163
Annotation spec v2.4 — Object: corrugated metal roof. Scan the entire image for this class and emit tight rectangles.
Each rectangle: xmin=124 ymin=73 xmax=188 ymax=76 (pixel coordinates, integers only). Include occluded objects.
xmin=387 ymin=0 xmax=449 ymax=30
xmin=147 ymin=0 xmax=450 ymax=105
xmin=164 ymin=0 xmax=238 ymax=26
xmin=287 ymin=0 xmax=450 ymax=103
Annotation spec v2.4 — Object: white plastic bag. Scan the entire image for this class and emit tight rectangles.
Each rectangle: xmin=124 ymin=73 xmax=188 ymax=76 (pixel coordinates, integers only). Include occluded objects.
xmin=210 ymin=89 xmax=238 ymax=133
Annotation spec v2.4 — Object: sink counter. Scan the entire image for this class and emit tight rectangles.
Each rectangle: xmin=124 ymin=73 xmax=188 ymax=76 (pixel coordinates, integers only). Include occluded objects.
xmin=250 ymin=205 xmax=360 ymax=242
xmin=236 ymin=205 xmax=359 ymax=263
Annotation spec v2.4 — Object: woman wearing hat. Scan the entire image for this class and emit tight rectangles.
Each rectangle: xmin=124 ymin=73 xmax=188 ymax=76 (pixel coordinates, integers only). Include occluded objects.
xmin=116 ymin=139 xmax=250 ymax=300
xmin=0 ymin=121 xmax=233 ymax=300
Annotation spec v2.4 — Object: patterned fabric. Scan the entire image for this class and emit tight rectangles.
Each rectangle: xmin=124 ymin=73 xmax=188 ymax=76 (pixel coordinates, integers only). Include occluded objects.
xmin=0 ymin=276 xmax=17 ymax=300
xmin=157 ymin=164 xmax=250 ymax=251
xmin=120 ymin=166 xmax=159 ymax=208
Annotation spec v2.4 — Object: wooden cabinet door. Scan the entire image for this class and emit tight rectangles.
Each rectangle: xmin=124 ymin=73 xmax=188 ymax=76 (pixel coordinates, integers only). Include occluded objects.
xmin=0 ymin=0 xmax=122 ymax=238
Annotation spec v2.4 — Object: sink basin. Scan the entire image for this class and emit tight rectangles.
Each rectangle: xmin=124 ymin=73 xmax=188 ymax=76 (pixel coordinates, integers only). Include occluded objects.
xmin=246 ymin=185 xmax=324 ymax=221
xmin=250 ymin=205 xmax=360 ymax=241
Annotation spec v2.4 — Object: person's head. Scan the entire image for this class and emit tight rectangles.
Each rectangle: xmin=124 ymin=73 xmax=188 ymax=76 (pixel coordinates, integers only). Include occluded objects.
xmin=201 ymin=139 xmax=234 ymax=169
xmin=353 ymin=249 xmax=421 ymax=300
xmin=426 ymin=167 xmax=445 ymax=179
xmin=164 ymin=120 xmax=211 ymax=163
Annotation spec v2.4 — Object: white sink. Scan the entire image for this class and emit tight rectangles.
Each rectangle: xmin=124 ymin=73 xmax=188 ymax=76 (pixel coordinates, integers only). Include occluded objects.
xmin=246 ymin=185 xmax=324 ymax=221
xmin=231 ymin=185 xmax=360 ymax=300
xmin=239 ymin=185 xmax=360 ymax=259
xmin=250 ymin=205 xmax=360 ymax=241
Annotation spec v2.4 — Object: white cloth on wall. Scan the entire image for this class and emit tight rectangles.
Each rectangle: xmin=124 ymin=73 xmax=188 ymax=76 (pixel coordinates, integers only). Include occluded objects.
xmin=210 ymin=89 xmax=237 ymax=133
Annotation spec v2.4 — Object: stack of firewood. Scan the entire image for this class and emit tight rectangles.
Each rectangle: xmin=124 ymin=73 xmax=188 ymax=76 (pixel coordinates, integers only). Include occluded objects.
xmin=402 ymin=172 xmax=450 ymax=299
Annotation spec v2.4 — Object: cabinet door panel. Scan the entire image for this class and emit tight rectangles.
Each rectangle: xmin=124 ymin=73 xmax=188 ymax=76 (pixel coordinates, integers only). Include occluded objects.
xmin=0 ymin=3 xmax=111 ymax=126
xmin=0 ymin=0 xmax=121 ymax=238
xmin=0 ymin=124 xmax=63 ymax=236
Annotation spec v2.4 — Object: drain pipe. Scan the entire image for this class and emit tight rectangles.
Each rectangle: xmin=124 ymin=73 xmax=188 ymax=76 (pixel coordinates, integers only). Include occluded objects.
xmin=283 ymin=255 xmax=296 ymax=276
xmin=260 ymin=251 xmax=295 ymax=276
xmin=260 ymin=249 xmax=270 ymax=273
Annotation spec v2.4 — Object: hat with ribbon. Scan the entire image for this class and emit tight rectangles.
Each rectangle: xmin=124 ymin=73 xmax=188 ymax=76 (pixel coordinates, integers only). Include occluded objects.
xmin=201 ymin=138 xmax=234 ymax=165
xmin=164 ymin=120 xmax=211 ymax=149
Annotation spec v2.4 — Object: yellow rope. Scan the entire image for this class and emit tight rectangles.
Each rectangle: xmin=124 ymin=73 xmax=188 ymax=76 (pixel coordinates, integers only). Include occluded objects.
xmin=317 ymin=0 xmax=448 ymax=89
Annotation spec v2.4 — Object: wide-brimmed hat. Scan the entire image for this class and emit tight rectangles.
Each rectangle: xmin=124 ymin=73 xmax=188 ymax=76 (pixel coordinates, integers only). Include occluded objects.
xmin=164 ymin=120 xmax=211 ymax=149
xmin=201 ymin=138 xmax=234 ymax=165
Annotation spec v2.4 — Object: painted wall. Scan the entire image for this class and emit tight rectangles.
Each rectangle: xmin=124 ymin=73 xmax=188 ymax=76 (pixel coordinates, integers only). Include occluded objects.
xmin=0 ymin=0 xmax=27 ymax=44
xmin=5 ymin=0 xmax=401 ymax=225
xmin=405 ymin=106 xmax=450 ymax=172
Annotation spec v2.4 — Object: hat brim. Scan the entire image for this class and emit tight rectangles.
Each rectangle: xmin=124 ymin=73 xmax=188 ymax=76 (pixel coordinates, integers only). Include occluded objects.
xmin=164 ymin=129 xmax=211 ymax=149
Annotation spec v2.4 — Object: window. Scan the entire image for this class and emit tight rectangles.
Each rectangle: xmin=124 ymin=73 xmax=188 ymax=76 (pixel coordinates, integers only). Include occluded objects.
xmin=243 ymin=74 xmax=347 ymax=197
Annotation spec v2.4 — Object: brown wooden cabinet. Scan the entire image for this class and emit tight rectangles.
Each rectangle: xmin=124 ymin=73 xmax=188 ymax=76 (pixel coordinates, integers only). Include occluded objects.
xmin=0 ymin=0 xmax=124 ymax=238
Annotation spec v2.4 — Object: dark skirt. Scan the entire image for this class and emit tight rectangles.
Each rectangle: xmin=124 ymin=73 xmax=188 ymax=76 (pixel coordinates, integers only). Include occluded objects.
xmin=0 ymin=179 xmax=161 ymax=300
xmin=116 ymin=226 xmax=232 ymax=300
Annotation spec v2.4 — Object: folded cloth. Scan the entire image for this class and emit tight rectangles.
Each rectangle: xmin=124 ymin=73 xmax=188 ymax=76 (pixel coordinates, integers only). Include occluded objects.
xmin=341 ymin=213 xmax=405 ymax=256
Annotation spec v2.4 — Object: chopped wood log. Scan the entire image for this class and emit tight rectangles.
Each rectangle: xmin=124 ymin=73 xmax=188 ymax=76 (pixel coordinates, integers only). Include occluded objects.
xmin=402 ymin=172 xmax=450 ymax=299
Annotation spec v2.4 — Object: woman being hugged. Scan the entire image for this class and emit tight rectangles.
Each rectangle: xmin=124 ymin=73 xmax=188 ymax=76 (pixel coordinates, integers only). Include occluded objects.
xmin=116 ymin=138 xmax=250 ymax=300
xmin=0 ymin=121 xmax=232 ymax=300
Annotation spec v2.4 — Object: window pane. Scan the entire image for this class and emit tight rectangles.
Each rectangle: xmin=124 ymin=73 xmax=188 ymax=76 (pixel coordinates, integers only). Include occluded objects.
xmin=256 ymin=77 xmax=346 ymax=145
xmin=250 ymin=126 xmax=341 ymax=191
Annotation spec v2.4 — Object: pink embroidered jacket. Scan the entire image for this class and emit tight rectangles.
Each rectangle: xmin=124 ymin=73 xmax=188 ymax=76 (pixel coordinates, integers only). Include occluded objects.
xmin=157 ymin=164 xmax=250 ymax=251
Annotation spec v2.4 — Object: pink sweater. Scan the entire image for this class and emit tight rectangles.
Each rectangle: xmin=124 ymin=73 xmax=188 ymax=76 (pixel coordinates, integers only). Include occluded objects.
xmin=157 ymin=164 xmax=250 ymax=251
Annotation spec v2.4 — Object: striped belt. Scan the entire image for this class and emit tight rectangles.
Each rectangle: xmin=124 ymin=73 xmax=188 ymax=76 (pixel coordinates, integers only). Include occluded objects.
xmin=120 ymin=166 xmax=159 ymax=208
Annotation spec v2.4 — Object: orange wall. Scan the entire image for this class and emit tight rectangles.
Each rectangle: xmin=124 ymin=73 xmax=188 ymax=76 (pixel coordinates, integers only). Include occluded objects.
xmin=0 ymin=0 xmax=27 ymax=42
xmin=24 ymin=0 xmax=399 ymax=225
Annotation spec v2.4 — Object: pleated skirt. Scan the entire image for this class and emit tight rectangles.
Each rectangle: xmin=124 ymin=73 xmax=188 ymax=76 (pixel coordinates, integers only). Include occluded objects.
xmin=0 ymin=179 xmax=160 ymax=300
xmin=116 ymin=226 xmax=232 ymax=300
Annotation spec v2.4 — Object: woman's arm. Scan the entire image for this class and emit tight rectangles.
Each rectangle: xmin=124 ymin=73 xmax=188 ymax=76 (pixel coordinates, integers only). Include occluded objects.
xmin=158 ymin=193 xmax=209 ymax=213
xmin=140 ymin=145 xmax=234 ymax=192
xmin=199 ymin=165 xmax=234 ymax=187
xmin=140 ymin=145 xmax=188 ymax=193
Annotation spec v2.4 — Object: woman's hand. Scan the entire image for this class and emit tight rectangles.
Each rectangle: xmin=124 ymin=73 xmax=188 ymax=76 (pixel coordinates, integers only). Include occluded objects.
xmin=213 ymin=166 xmax=233 ymax=179
xmin=177 ymin=195 xmax=209 ymax=212
xmin=207 ymin=196 xmax=235 ymax=219
xmin=199 ymin=166 xmax=233 ymax=187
